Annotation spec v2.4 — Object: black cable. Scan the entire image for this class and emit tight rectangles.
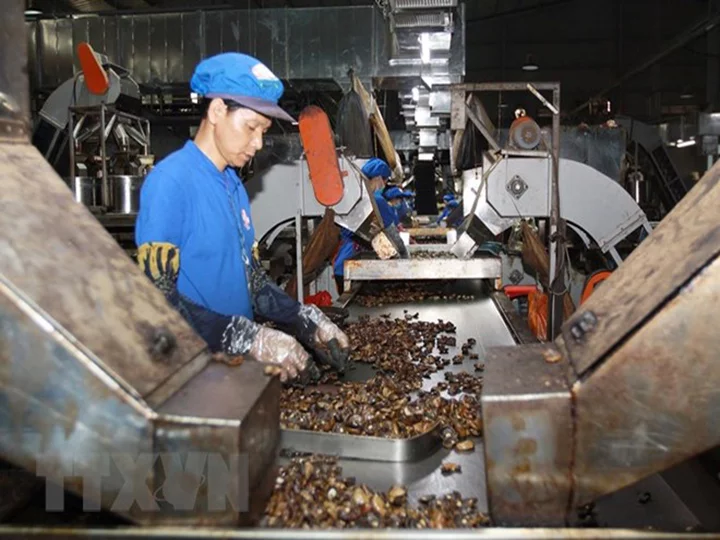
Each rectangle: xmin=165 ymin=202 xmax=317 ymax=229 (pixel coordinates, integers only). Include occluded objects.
xmin=682 ymin=44 xmax=720 ymax=58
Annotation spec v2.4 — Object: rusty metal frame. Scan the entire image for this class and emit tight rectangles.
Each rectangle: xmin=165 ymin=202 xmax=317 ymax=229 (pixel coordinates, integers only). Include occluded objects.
xmin=482 ymin=159 xmax=720 ymax=526
xmin=450 ymin=81 xmax=564 ymax=339
xmin=0 ymin=0 xmax=282 ymax=526
xmin=0 ymin=527 xmax=712 ymax=538
xmin=0 ymin=0 xmax=30 ymax=144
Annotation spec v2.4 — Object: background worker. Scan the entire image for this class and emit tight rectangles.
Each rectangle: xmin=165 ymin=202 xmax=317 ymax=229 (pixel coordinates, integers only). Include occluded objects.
xmin=383 ymin=186 xmax=414 ymax=226
xmin=437 ymin=193 xmax=462 ymax=227
xmin=333 ymin=158 xmax=397 ymax=293
xmin=135 ymin=52 xmax=349 ymax=381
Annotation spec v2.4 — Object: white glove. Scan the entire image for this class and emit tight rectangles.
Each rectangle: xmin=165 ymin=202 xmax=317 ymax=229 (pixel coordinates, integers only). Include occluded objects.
xmin=299 ymin=305 xmax=350 ymax=349
xmin=249 ymin=327 xmax=309 ymax=382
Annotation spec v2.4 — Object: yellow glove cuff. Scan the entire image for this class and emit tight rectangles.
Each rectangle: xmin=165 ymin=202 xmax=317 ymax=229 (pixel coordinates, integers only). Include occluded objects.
xmin=137 ymin=242 xmax=180 ymax=284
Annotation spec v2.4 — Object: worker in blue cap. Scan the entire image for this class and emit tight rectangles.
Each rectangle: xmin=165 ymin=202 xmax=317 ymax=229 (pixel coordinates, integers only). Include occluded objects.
xmin=135 ymin=53 xmax=349 ymax=382
xmin=437 ymin=193 xmax=461 ymax=226
xmin=383 ymin=186 xmax=414 ymax=225
xmin=332 ymin=157 xmax=398 ymax=293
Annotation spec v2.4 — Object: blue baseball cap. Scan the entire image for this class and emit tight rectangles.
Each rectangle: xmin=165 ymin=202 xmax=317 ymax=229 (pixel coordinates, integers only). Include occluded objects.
xmin=361 ymin=158 xmax=392 ymax=181
xmin=190 ymin=53 xmax=295 ymax=123
xmin=384 ymin=186 xmax=413 ymax=200
xmin=443 ymin=193 xmax=456 ymax=203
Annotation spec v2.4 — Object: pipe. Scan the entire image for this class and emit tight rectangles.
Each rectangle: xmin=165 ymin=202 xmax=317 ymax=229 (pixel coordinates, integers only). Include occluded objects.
xmin=547 ymin=85 xmax=564 ymax=339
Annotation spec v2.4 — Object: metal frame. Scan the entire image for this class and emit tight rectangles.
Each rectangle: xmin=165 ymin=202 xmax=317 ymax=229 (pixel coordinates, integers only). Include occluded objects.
xmin=450 ymin=81 xmax=564 ymax=340
xmin=280 ymin=423 xmax=440 ymax=463
xmin=343 ymin=255 xmax=502 ymax=289
xmin=68 ymin=103 xmax=151 ymax=209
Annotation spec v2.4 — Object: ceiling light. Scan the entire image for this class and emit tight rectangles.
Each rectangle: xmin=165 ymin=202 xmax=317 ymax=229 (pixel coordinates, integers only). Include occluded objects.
xmin=418 ymin=152 xmax=435 ymax=161
xmin=522 ymin=54 xmax=539 ymax=72
xmin=412 ymin=87 xmax=419 ymax=102
xmin=676 ymin=138 xmax=696 ymax=148
xmin=24 ymin=8 xmax=42 ymax=15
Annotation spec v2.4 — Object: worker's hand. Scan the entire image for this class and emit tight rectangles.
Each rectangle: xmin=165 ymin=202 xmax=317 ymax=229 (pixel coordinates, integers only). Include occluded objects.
xmin=249 ymin=326 xmax=310 ymax=382
xmin=296 ymin=305 xmax=350 ymax=372
xmin=291 ymin=357 xmax=324 ymax=387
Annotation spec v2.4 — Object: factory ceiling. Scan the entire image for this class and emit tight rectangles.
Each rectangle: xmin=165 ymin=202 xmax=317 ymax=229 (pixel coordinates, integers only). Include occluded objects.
xmin=25 ymin=0 xmax=719 ymax=123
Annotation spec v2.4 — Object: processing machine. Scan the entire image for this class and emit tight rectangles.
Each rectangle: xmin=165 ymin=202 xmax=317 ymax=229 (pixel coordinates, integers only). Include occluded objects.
xmin=3 ymin=1 xmax=720 ymax=536
xmin=32 ymin=41 xmax=152 ymax=255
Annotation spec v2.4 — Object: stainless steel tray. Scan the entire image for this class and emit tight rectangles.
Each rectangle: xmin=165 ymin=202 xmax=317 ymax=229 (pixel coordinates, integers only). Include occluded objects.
xmin=279 ymin=423 xmax=441 ymax=463
xmin=344 ymin=255 xmax=501 ymax=282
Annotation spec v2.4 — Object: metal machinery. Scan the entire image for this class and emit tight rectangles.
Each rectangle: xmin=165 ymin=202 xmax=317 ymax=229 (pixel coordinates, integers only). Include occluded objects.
xmin=482 ymin=156 xmax=720 ymax=527
xmin=32 ymin=42 xmax=151 ymax=255
xmin=445 ymin=83 xmax=653 ymax=337
xmin=4 ymin=2 xmax=720 ymax=538
xmin=1 ymin=2 xmax=278 ymax=528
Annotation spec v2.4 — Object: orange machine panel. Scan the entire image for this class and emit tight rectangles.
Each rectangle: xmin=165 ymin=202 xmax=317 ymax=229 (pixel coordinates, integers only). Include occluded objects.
xmin=77 ymin=42 xmax=109 ymax=95
xmin=580 ymin=270 xmax=612 ymax=305
xmin=298 ymin=106 xmax=345 ymax=207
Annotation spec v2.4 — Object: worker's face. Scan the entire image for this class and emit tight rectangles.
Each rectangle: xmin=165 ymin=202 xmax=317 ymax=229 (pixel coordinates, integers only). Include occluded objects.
xmin=369 ymin=176 xmax=386 ymax=192
xmin=208 ymin=99 xmax=272 ymax=168
xmin=388 ymin=198 xmax=402 ymax=207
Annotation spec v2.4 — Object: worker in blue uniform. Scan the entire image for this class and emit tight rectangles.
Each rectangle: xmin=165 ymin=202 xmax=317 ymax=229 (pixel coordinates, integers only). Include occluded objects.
xmin=383 ymin=186 xmax=414 ymax=225
xmin=437 ymin=193 xmax=461 ymax=227
xmin=135 ymin=52 xmax=349 ymax=382
xmin=333 ymin=158 xmax=397 ymax=293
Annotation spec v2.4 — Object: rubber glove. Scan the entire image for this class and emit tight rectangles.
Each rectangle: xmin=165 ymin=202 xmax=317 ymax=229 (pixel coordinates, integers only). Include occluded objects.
xmin=221 ymin=318 xmax=309 ymax=382
xmin=295 ymin=304 xmax=350 ymax=372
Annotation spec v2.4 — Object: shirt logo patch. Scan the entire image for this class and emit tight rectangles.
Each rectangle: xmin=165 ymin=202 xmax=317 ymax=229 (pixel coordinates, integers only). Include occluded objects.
xmin=241 ymin=209 xmax=251 ymax=230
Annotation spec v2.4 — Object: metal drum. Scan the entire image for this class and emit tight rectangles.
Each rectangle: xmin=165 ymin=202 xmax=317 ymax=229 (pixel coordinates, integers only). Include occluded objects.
xmin=109 ymin=175 xmax=144 ymax=214
xmin=66 ymin=176 xmax=102 ymax=207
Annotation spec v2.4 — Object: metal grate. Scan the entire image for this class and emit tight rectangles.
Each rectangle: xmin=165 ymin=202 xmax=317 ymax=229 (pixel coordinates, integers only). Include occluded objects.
xmin=393 ymin=0 xmax=457 ymax=9
xmin=394 ymin=11 xmax=451 ymax=28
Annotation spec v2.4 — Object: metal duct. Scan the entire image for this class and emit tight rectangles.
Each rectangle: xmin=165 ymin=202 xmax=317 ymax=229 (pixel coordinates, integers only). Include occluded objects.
xmin=429 ymin=91 xmax=451 ymax=115
xmin=392 ymin=0 xmax=457 ymax=9
xmin=65 ymin=0 xmax=116 ymax=11
xmin=112 ymin=0 xmax=154 ymax=7
xmin=394 ymin=11 xmax=452 ymax=28
xmin=25 ymin=6 xmax=465 ymax=90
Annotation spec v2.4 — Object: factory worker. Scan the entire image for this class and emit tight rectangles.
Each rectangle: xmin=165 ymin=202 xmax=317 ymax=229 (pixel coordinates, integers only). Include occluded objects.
xmin=383 ymin=186 xmax=414 ymax=225
xmin=437 ymin=193 xmax=461 ymax=226
xmin=135 ymin=52 xmax=349 ymax=381
xmin=333 ymin=158 xmax=397 ymax=293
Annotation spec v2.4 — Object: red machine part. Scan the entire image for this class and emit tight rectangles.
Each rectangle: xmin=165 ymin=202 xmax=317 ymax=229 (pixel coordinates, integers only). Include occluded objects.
xmin=509 ymin=115 xmax=541 ymax=150
xmin=503 ymin=285 xmax=538 ymax=300
xmin=76 ymin=42 xmax=109 ymax=95
xmin=298 ymin=106 xmax=345 ymax=207
xmin=504 ymin=286 xmax=548 ymax=341
xmin=580 ymin=270 xmax=612 ymax=305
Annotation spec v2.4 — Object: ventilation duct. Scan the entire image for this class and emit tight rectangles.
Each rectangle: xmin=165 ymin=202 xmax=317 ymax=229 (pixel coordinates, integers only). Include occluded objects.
xmin=394 ymin=11 xmax=452 ymax=28
xmin=391 ymin=0 xmax=458 ymax=9
xmin=65 ymin=0 xmax=115 ymax=11
xmin=25 ymin=7 xmax=464 ymax=90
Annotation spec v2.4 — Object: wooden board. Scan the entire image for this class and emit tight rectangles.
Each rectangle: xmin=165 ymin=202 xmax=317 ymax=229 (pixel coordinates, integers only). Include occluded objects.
xmin=561 ymin=159 xmax=720 ymax=376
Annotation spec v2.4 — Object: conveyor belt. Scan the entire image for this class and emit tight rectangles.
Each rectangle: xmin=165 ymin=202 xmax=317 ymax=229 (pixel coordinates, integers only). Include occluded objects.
xmin=280 ymin=281 xmax=704 ymax=531
xmin=330 ymin=285 xmax=513 ymax=507
xmin=0 ymin=283 xmax=709 ymax=533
